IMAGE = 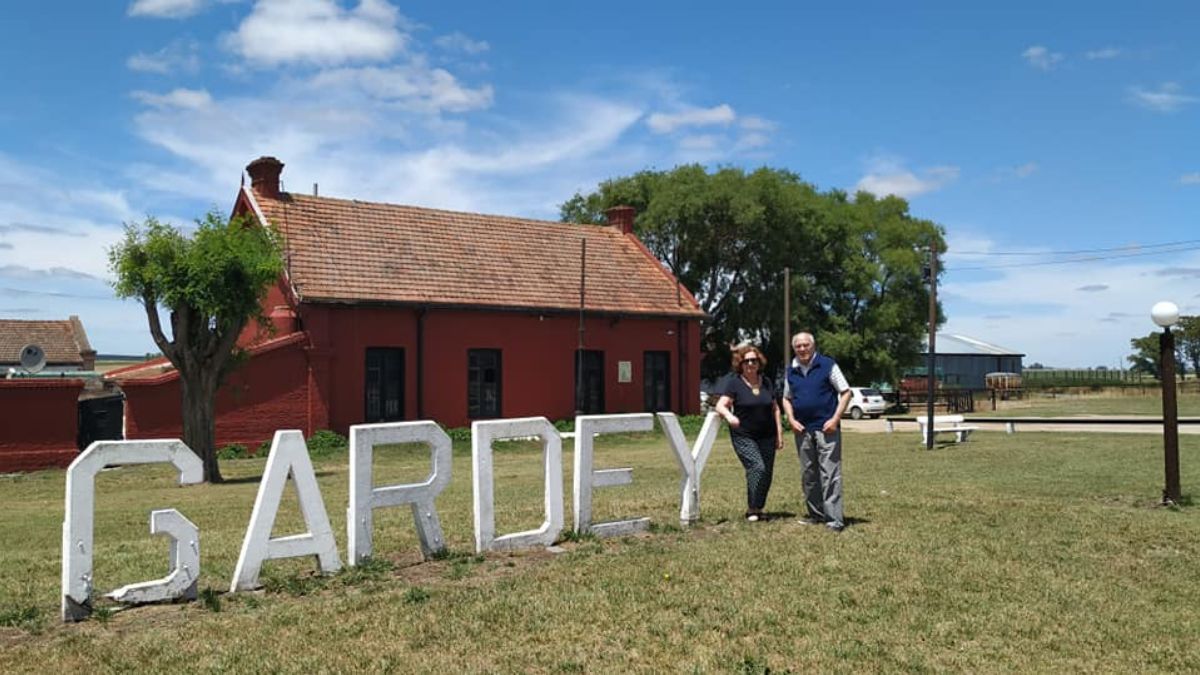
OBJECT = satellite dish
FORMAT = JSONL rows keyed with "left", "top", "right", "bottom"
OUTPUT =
{"left": 19, "top": 344, "right": 46, "bottom": 374}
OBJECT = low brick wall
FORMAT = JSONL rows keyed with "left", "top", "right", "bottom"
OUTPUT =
{"left": 0, "top": 378, "right": 85, "bottom": 472}
{"left": 121, "top": 334, "right": 310, "bottom": 453}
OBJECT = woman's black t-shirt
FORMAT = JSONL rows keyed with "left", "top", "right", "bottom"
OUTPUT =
{"left": 719, "top": 375, "right": 777, "bottom": 439}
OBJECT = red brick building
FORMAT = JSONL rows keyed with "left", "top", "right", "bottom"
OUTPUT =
{"left": 111, "top": 156, "right": 704, "bottom": 444}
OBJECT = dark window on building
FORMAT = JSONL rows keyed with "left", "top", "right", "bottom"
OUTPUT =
{"left": 365, "top": 347, "right": 405, "bottom": 423}
{"left": 644, "top": 350, "right": 671, "bottom": 412}
{"left": 468, "top": 349, "right": 502, "bottom": 419}
{"left": 575, "top": 349, "right": 605, "bottom": 414}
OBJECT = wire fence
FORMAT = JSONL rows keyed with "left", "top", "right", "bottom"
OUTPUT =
{"left": 1022, "top": 369, "right": 1159, "bottom": 388}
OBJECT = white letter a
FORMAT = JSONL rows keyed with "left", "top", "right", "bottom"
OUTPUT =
{"left": 231, "top": 430, "right": 342, "bottom": 591}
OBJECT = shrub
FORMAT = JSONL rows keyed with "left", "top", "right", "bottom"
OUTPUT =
{"left": 445, "top": 426, "right": 472, "bottom": 443}
{"left": 306, "top": 429, "right": 348, "bottom": 456}
{"left": 217, "top": 444, "right": 248, "bottom": 460}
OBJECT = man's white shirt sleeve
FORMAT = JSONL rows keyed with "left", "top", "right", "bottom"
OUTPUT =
{"left": 829, "top": 363, "right": 850, "bottom": 393}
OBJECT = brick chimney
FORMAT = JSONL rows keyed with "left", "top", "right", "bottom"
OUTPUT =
{"left": 246, "top": 156, "right": 284, "bottom": 199}
{"left": 605, "top": 205, "right": 636, "bottom": 235}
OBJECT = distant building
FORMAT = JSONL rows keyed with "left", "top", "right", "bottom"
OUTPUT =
{"left": 0, "top": 316, "right": 96, "bottom": 372}
{"left": 919, "top": 333, "right": 1024, "bottom": 390}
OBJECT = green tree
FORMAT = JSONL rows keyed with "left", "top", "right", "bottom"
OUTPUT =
{"left": 1177, "top": 316, "right": 1200, "bottom": 379}
{"left": 1128, "top": 331, "right": 1186, "bottom": 380}
{"left": 561, "top": 165, "right": 943, "bottom": 383}
{"left": 109, "top": 211, "right": 284, "bottom": 482}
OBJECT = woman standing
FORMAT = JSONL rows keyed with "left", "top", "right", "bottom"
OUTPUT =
{"left": 715, "top": 345, "right": 784, "bottom": 521}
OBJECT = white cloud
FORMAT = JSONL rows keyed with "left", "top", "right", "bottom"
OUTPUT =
{"left": 128, "top": 0, "right": 206, "bottom": 19}
{"left": 646, "top": 104, "right": 736, "bottom": 134}
{"left": 854, "top": 156, "right": 959, "bottom": 198}
{"left": 736, "top": 132, "right": 770, "bottom": 150}
{"left": 131, "top": 88, "right": 214, "bottom": 110}
{"left": 1012, "top": 161, "right": 1038, "bottom": 178}
{"left": 306, "top": 63, "right": 493, "bottom": 113}
{"left": 1085, "top": 47, "right": 1123, "bottom": 60}
{"left": 739, "top": 115, "right": 776, "bottom": 132}
{"left": 1022, "top": 45, "right": 1064, "bottom": 70}
{"left": 677, "top": 134, "right": 720, "bottom": 152}
{"left": 1128, "top": 82, "right": 1197, "bottom": 113}
{"left": 223, "top": 0, "right": 407, "bottom": 67}
{"left": 1181, "top": 173, "right": 1200, "bottom": 185}
{"left": 126, "top": 39, "right": 201, "bottom": 74}
{"left": 434, "top": 31, "right": 489, "bottom": 55}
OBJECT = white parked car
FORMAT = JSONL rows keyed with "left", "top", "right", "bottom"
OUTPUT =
{"left": 847, "top": 387, "right": 887, "bottom": 419}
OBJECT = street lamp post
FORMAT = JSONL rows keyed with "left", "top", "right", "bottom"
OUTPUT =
{"left": 1152, "top": 301, "right": 1181, "bottom": 505}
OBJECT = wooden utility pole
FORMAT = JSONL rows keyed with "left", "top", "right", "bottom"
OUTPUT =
{"left": 576, "top": 238, "right": 586, "bottom": 415}
{"left": 1161, "top": 327, "right": 1181, "bottom": 504}
{"left": 783, "top": 267, "right": 791, "bottom": 368}
{"left": 926, "top": 244, "right": 938, "bottom": 450}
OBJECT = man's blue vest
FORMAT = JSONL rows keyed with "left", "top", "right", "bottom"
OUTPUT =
{"left": 786, "top": 353, "right": 839, "bottom": 428}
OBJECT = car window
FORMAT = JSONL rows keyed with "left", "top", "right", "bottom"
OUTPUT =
{"left": 862, "top": 388, "right": 880, "bottom": 396}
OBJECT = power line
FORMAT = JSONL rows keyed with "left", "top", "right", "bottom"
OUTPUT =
{"left": 950, "top": 238, "right": 1200, "bottom": 256}
{"left": 949, "top": 243, "right": 1200, "bottom": 271}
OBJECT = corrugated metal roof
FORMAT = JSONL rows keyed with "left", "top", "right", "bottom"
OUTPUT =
{"left": 922, "top": 333, "right": 1024, "bottom": 356}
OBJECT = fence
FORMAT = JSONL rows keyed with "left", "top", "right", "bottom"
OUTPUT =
{"left": 1022, "top": 369, "right": 1157, "bottom": 388}
{"left": 898, "top": 389, "right": 975, "bottom": 413}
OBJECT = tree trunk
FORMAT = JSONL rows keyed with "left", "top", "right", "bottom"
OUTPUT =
{"left": 181, "top": 373, "right": 223, "bottom": 483}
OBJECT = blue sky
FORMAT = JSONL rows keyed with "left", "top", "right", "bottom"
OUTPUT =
{"left": 1, "top": 1, "right": 1197, "bottom": 368}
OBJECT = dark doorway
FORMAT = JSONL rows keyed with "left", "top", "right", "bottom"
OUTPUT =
{"left": 77, "top": 394, "right": 125, "bottom": 450}
{"left": 467, "top": 348, "right": 502, "bottom": 419}
{"left": 365, "top": 347, "right": 405, "bottom": 423}
{"left": 575, "top": 349, "right": 605, "bottom": 414}
{"left": 643, "top": 350, "right": 671, "bottom": 412}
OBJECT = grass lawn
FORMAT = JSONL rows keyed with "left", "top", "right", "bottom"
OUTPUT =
{"left": 2, "top": 427, "right": 1199, "bottom": 672}
{"left": 983, "top": 391, "right": 1200, "bottom": 417}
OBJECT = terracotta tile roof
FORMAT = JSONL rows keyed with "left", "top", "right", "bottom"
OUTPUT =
{"left": 106, "top": 331, "right": 308, "bottom": 385}
{"left": 0, "top": 316, "right": 94, "bottom": 366}
{"left": 246, "top": 190, "right": 705, "bottom": 318}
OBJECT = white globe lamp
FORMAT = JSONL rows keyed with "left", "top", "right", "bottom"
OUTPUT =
{"left": 1151, "top": 301, "right": 1179, "bottom": 328}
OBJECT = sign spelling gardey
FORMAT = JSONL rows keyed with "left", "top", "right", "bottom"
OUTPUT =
{"left": 60, "top": 412, "right": 720, "bottom": 622}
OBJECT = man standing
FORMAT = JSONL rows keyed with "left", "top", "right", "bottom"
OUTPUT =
{"left": 781, "top": 331, "right": 852, "bottom": 532}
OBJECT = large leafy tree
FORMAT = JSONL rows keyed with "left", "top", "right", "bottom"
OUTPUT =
{"left": 1177, "top": 316, "right": 1200, "bottom": 379}
{"left": 561, "top": 165, "right": 943, "bottom": 383}
{"left": 1128, "top": 331, "right": 1186, "bottom": 380}
{"left": 109, "top": 211, "right": 284, "bottom": 482}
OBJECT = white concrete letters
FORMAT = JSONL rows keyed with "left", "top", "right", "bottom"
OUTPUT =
{"left": 573, "top": 414, "right": 654, "bottom": 537}
{"left": 348, "top": 421, "right": 452, "bottom": 563}
{"left": 658, "top": 412, "right": 721, "bottom": 524}
{"left": 107, "top": 509, "right": 200, "bottom": 605}
{"left": 230, "top": 430, "right": 342, "bottom": 591}
{"left": 61, "top": 439, "right": 203, "bottom": 622}
{"left": 472, "top": 417, "right": 563, "bottom": 552}
{"left": 58, "top": 412, "right": 727, "bottom": 620}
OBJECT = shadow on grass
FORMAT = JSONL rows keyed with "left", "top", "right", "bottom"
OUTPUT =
{"left": 216, "top": 470, "right": 336, "bottom": 485}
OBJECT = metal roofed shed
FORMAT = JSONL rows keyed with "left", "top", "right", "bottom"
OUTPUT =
{"left": 919, "top": 333, "right": 1025, "bottom": 390}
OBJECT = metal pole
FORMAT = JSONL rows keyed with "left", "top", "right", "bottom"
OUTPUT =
{"left": 926, "top": 244, "right": 938, "bottom": 449}
{"left": 1161, "top": 328, "right": 1181, "bottom": 504}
